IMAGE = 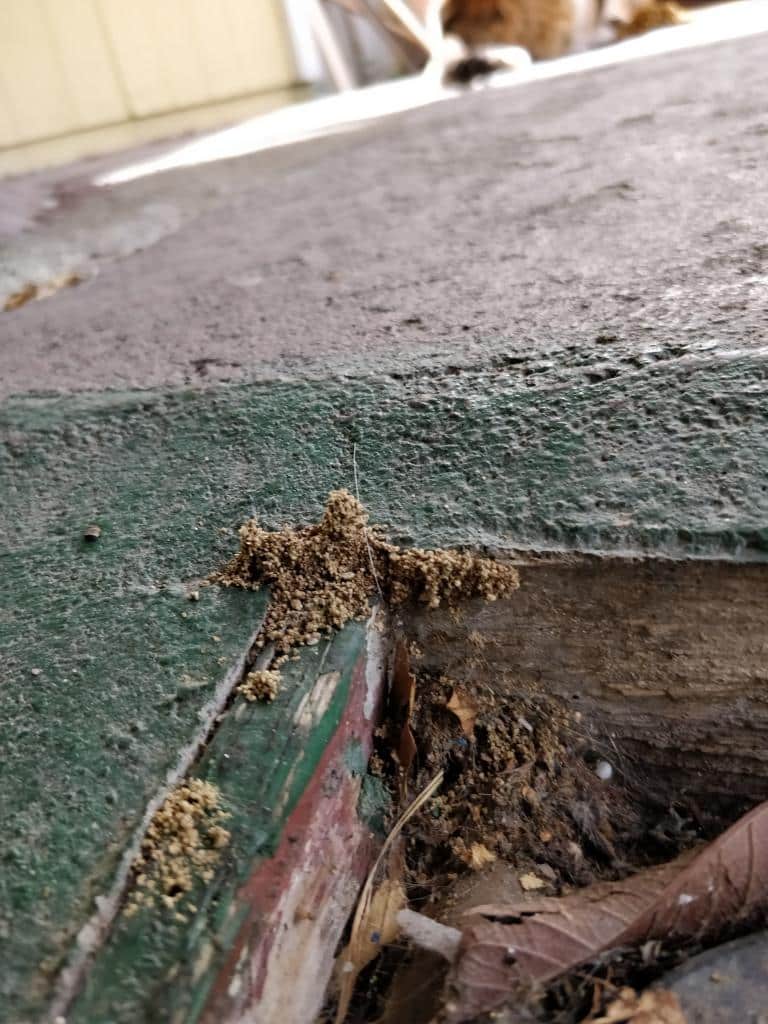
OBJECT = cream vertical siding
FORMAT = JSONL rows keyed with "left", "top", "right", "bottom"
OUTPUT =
{"left": 0, "top": 0, "right": 297, "bottom": 146}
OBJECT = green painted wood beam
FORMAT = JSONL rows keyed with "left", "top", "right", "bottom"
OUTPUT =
{"left": 69, "top": 620, "right": 380, "bottom": 1024}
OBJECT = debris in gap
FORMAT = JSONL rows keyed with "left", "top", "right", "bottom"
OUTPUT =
{"left": 446, "top": 687, "right": 478, "bottom": 738}
{"left": 595, "top": 759, "right": 614, "bottom": 782}
{"left": 125, "top": 779, "right": 230, "bottom": 919}
{"left": 215, "top": 490, "right": 519, "bottom": 660}
{"left": 467, "top": 843, "right": 497, "bottom": 870}
{"left": 340, "top": 647, "right": 761, "bottom": 1023}
{"left": 3, "top": 271, "right": 81, "bottom": 312}
{"left": 390, "top": 640, "right": 418, "bottom": 795}
{"left": 334, "top": 772, "right": 444, "bottom": 1024}
{"left": 238, "top": 668, "right": 281, "bottom": 703}
{"left": 398, "top": 908, "right": 462, "bottom": 961}
{"left": 440, "top": 799, "right": 768, "bottom": 1020}
{"left": 401, "top": 674, "right": 630, "bottom": 885}
{"left": 584, "top": 986, "right": 686, "bottom": 1024}
{"left": 519, "top": 871, "right": 547, "bottom": 892}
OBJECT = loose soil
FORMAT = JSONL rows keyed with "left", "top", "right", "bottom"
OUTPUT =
{"left": 215, "top": 489, "right": 520, "bottom": 661}
{"left": 341, "top": 661, "right": 745, "bottom": 1023}
{"left": 400, "top": 672, "right": 709, "bottom": 893}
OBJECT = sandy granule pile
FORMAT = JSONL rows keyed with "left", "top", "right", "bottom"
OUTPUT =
{"left": 216, "top": 489, "right": 519, "bottom": 657}
{"left": 239, "top": 668, "right": 281, "bottom": 702}
{"left": 126, "top": 779, "right": 230, "bottom": 919}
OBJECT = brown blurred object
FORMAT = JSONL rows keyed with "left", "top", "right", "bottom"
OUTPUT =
{"left": 614, "top": 1, "right": 688, "bottom": 40}
{"left": 325, "top": 0, "right": 733, "bottom": 75}
{"left": 3, "top": 272, "right": 81, "bottom": 313}
{"left": 442, "top": 0, "right": 580, "bottom": 59}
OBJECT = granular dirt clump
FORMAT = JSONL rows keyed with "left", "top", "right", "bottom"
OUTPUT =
{"left": 216, "top": 490, "right": 519, "bottom": 657}
{"left": 239, "top": 668, "right": 281, "bottom": 702}
{"left": 394, "top": 674, "right": 700, "bottom": 894}
{"left": 126, "top": 779, "right": 230, "bottom": 919}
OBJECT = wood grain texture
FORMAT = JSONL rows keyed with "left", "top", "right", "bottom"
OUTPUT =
{"left": 409, "top": 556, "right": 768, "bottom": 800}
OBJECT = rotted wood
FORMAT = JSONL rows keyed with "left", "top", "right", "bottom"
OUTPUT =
{"left": 407, "top": 555, "right": 768, "bottom": 803}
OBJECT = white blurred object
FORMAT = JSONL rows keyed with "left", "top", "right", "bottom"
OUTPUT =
{"left": 101, "top": 0, "right": 768, "bottom": 185}
{"left": 595, "top": 760, "right": 614, "bottom": 782}
{"left": 307, "top": 0, "right": 359, "bottom": 89}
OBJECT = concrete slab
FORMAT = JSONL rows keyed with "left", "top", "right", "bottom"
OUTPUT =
{"left": 0, "top": 391, "right": 266, "bottom": 1020}
{"left": 2, "top": 347, "right": 766, "bottom": 1018}
{"left": 663, "top": 930, "right": 768, "bottom": 1023}
{"left": 2, "top": 28, "right": 768, "bottom": 398}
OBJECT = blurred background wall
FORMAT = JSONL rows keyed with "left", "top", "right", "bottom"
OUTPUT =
{"left": 0, "top": 1, "right": 306, "bottom": 146}
{"left": 0, "top": 1, "right": 409, "bottom": 151}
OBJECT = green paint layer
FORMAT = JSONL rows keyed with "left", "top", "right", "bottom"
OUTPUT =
{"left": 69, "top": 622, "right": 366, "bottom": 1023}
{"left": 0, "top": 394, "right": 266, "bottom": 1021}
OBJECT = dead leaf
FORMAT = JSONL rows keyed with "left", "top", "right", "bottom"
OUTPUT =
{"left": 336, "top": 879, "right": 405, "bottom": 1021}
{"left": 397, "top": 724, "right": 417, "bottom": 779}
{"left": 443, "top": 800, "right": 768, "bottom": 1021}
{"left": 355, "top": 879, "right": 405, "bottom": 966}
{"left": 3, "top": 272, "right": 81, "bottom": 313}
{"left": 334, "top": 771, "right": 444, "bottom": 1024}
{"left": 391, "top": 640, "right": 417, "bottom": 786}
{"left": 392, "top": 639, "right": 415, "bottom": 718}
{"left": 518, "top": 872, "right": 546, "bottom": 892}
{"left": 469, "top": 843, "right": 496, "bottom": 870}
{"left": 446, "top": 688, "right": 478, "bottom": 737}
{"left": 3, "top": 282, "right": 38, "bottom": 311}
{"left": 589, "top": 987, "right": 686, "bottom": 1024}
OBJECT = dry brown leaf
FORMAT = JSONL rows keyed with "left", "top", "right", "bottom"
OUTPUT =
{"left": 335, "top": 880, "right": 405, "bottom": 1024}
{"left": 397, "top": 724, "right": 417, "bottom": 778}
{"left": 518, "top": 872, "right": 546, "bottom": 892}
{"left": 352, "top": 879, "right": 405, "bottom": 969}
{"left": 392, "top": 640, "right": 417, "bottom": 784}
{"left": 469, "top": 843, "right": 496, "bottom": 870}
{"left": 336, "top": 880, "right": 404, "bottom": 1023}
{"left": 589, "top": 987, "right": 686, "bottom": 1024}
{"left": 392, "top": 640, "right": 416, "bottom": 719}
{"left": 444, "top": 800, "right": 768, "bottom": 1021}
{"left": 3, "top": 282, "right": 38, "bottom": 311}
{"left": 335, "top": 771, "right": 444, "bottom": 1024}
{"left": 3, "top": 272, "right": 81, "bottom": 312}
{"left": 446, "top": 688, "right": 478, "bottom": 737}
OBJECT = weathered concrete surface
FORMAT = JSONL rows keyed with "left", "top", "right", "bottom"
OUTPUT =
{"left": 2, "top": 30, "right": 768, "bottom": 399}
{"left": 2, "top": 18, "right": 768, "bottom": 1024}
{"left": 663, "top": 930, "right": 768, "bottom": 1023}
